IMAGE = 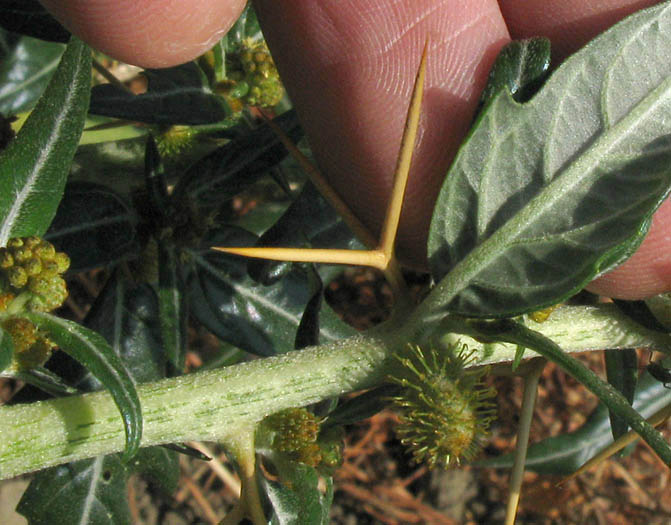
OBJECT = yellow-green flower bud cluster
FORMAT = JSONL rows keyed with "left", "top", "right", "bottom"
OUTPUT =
{"left": 261, "top": 407, "right": 344, "bottom": 472}
{"left": 217, "top": 40, "right": 284, "bottom": 109}
{"left": 155, "top": 125, "right": 198, "bottom": 159}
{"left": 1, "top": 316, "right": 55, "bottom": 371}
{"left": 264, "top": 407, "right": 322, "bottom": 467}
{"left": 0, "top": 237, "right": 70, "bottom": 312}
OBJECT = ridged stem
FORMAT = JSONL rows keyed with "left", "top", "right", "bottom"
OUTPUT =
{"left": 1, "top": 304, "right": 669, "bottom": 479}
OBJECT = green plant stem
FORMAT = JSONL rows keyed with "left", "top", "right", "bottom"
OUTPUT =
{"left": 505, "top": 358, "right": 545, "bottom": 525}
{"left": 0, "top": 304, "right": 670, "bottom": 479}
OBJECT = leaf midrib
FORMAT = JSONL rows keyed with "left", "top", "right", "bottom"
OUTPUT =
{"left": 423, "top": 71, "right": 671, "bottom": 319}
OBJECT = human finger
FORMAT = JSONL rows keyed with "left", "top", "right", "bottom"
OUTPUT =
{"left": 39, "top": 0, "right": 247, "bottom": 68}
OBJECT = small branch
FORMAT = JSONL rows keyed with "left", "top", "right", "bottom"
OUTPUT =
{"left": 505, "top": 358, "right": 545, "bottom": 525}
{"left": 222, "top": 425, "right": 265, "bottom": 525}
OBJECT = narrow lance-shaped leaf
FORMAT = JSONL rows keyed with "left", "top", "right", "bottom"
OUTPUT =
{"left": 0, "top": 37, "right": 90, "bottom": 246}
{"left": 173, "top": 110, "right": 302, "bottom": 213}
{"left": 45, "top": 182, "right": 139, "bottom": 272}
{"left": 604, "top": 348, "right": 638, "bottom": 441}
{"left": 158, "top": 239, "right": 187, "bottom": 371}
{"left": 18, "top": 274, "right": 178, "bottom": 523}
{"left": 426, "top": 4, "right": 671, "bottom": 318}
{"left": 89, "top": 62, "right": 227, "bottom": 125}
{"left": 0, "top": 36, "right": 65, "bottom": 115}
{"left": 15, "top": 367, "right": 79, "bottom": 397}
{"left": 26, "top": 312, "right": 142, "bottom": 460}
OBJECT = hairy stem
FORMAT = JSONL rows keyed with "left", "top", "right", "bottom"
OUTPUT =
{"left": 1, "top": 304, "right": 669, "bottom": 479}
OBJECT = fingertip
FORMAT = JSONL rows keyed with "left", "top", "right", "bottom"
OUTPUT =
{"left": 40, "top": 0, "right": 247, "bottom": 68}
{"left": 499, "top": 0, "right": 661, "bottom": 61}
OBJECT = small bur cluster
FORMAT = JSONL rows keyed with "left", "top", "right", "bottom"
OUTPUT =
{"left": 389, "top": 344, "right": 497, "bottom": 469}
{"left": 0, "top": 237, "right": 70, "bottom": 371}
{"left": 218, "top": 39, "right": 285, "bottom": 110}
{"left": 260, "top": 407, "right": 343, "bottom": 473}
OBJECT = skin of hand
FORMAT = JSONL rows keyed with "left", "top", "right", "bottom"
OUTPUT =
{"left": 39, "top": 0, "right": 669, "bottom": 299}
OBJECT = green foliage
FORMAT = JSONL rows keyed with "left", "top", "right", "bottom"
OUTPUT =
{"left": 0, "top": 35, "right": 65, "bottom": 114}
{"left": 26, "top": 311, "right": 143, "bottom": 462}
{"left": 0, "top": 37, "right": 90, "bottom": 245}
{"left": 17, "top": 449, "right": 179, "bottom": 525}
{"left": 0, "top": 1, "right": 69, "bottom": 43}
{"left": 89, "top": 62, "right": 230, "bottom": 125}
{"left": 260, "top": 459, "right": 334, "bottom": 525}
{"left": 427, "top": 4, "right": 671, "bottom": 318}
{"left": 0, "top": 325, "right": 12, "bottom": 372}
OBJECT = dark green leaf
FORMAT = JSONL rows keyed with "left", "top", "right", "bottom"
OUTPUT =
{"left": 427, "top": 4, "right": 671, "bottom": 318}
{"left": 185, "top": 226, "right": 355, "bottom": 356}
{"left": 15, "top": 366, "right": 79, "bottom": 396}
{"left": 69, "top": 135, "right": 220, "bottom": 197}
{"left": 174, "top": 110, "right": 302, "bottom": 213}
{"left": 0, "top": 36, "right": 65, "bottom": 114}
{"left": 158, "top": 239, "right": 187, "bottom": 372}
{"left": 82, "top": 271, "right": 165, "bottom": 385}
{"left": 477, "top": 38, "right": 551, "bottom": 111}
{"left": 0, "top": 324, "right": 13, "bottom": 373}
{"left": 604, "top": 348, "right": 638, "bottom": 441}
{"left": 645, "top": 293, "right": 671, "bottom": 330}
{"left": 261, "top": 458, "right": 333, "bottom": 525}
{"left": 480, "top": 368, "right": 671, "bottom": 474}
{"left": 0, "top": 37, "right": 90, "bottom": 245}
{"left": 511, "top": 345, "right": 526, "bottom": 372}
{"left": 0, "top": 1, "right": 70, "bottom": 43}
{"left": 26, "top": 312, "right": 142, "bottom": 461}
{"left": 17, "top": 455, "right": 132, "bottom": 525}
{"left": 45, "top": 182, "right": 139, "bottom": 272}
{"left": 89, "top": 62, "right": 227, "bottom": 125}
{"left": 248, "top": 182, "right": 362, "bottom": 285}
{"left": 295, "top": 266, "right": 323, "bottom": 350}
{"left": 18, "top": 274, "right": 178, "bottom": 521}
{"left": 17, "top": 447, "right": 178, "bottom": 525}
{"left": 130, "top": 447, "right": 179, "bottom": 496}
{"left": 161, "top": 443, "right": 211, "bottom": 461}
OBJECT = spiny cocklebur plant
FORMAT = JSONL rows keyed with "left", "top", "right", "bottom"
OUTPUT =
{"left": 3, "top": 2, "right": 671, "bottom": 524}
